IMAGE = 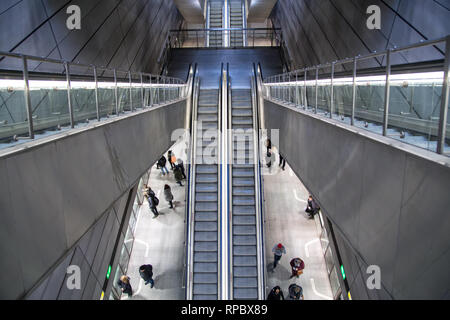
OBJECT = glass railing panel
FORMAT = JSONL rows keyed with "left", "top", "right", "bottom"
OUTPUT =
{"left": 116, "top": 71, "right": 130, "bottom": 113}
{"left": 98, "top": 69, "right": 116, "bottom": 118}
{"left": 0, "top": 55, "right": 27, "bottom": 142}
{"left": 131, "top": 72, "right": 142, "bottom": 110}
{"left": 387, "top": 71, "right": 444, "bottom": 152}
{"left": 70, "top": 64, "right": 98, "bottom": 124}
{"left": 29, "top": 61, "right": 71, "bottom": 134}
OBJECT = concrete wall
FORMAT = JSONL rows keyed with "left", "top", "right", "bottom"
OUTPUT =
{"left": 0, "top": 100, "right": 187, "bottom": 299}
{"left": 270, "top": 0, "right": 450, "bottom": 70}
{"left": 263, "top": 99, "right": 450, "bottom": 299}
{"left": 0, "top": 0, "right": 183, "bottom": 74}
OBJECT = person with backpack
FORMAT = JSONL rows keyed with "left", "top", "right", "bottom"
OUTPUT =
{"left": 174, "top": 164, "right": 184, "bottom": 186}
{"left": 145, "top": 188, "right": 159, "bottom": 218}
{"left": 288, "top": 284, "right": 304, "bottom": 300}
{"left": 168, "top": 150, "right": 176, "bottom": 170}
{"left": 164, "top": 184, "right": 174, "bottom": 209}
{"left": 139, "top": 265, "right": 154, "bottom": 288}
{"left": 117, "top": 275, "right": 133, "bottom": 298}
{"left": 289, "top": 257, "right": 305, "bottom": 279}
{"left": 267, "top": 286, "right": 285, "bottom": 300}
{"left": 157, "top": 156, "right": 169, "bottom": 176}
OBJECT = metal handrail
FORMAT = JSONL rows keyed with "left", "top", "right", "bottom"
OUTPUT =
{"left": 0, "top": 50, "right": 186, "bottom": 143}
{"left": 263, "top": 36, "right": 450, "bottom": 155}
{"left": 227, "top": 63, "right": 234, "bottom": 300}
{"left": 253, "top": 62, "right": 268, "bottom": 300}
{"left": 185, "top": 65, "right": 200, "bottom": 300}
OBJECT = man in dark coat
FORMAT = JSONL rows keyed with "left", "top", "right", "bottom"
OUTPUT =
{"left": 139, "top": 265, "right": 154, "bottom": 288}
{"left": 267, "top": 286, "right": 285, "bottom": 300}
{"left": 305, "top": 195, "right": 320, "bottom": 218}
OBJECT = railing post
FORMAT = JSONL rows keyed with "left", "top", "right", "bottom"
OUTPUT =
{"left": 253, "top": 29, "right": 255, "bottom": 48}
{"left": 196, "top": 30, "right": 199, "bottom": 48}
{"left": 351, "top": 57, "right": 357, "bottom": 126}
{"left": 22, "top": 56, "right": 34, "bottom": 139}
{"left": 128, "top": 71, "right": 133, "bottom": 112}
{"left": 114, "top": 69, "right": 119, "bottom": 116}
{"left": 315, "top": 66, "right": 319, "bottom": 114}
{"left": 383, "top": 50, "right": 392, "bottom": 136}
{"left": 94, "top": 66, "right": 100, "bottom": 121}
{"left": 304, "top": 69, "right": 307, "bottom": 110}
{"left": 64, "top": 62, "right": 75, "bottom": 128}
{"left": 295, "top": 70, "right": 299, "bottom": 106}
{"left": 140, "top": 72, "right": 144, "bottom": 108}
{"left": 288, "top": 72, "right": 291, "bottom": 103}
{"left": 437, "top": 36, "right": 450, "bottom": 154}
{"left": 330, "top": 62, "right": 335, "bottom": 119}
{"left": 150, "top": 75, "right": 154, "bottom": 107}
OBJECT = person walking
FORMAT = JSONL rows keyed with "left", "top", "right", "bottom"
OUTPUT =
{"left": 267, "top": 286, "right": 285, "bottom": 300}
{"left": 279, "top": 153, "right": 286, "bottom": 171}
{"left": 117, "top": 275, "right": 133, "bottom": 298}
{"left": 164, "top": 184, "right": 174, "bottom": 209}
{"left": 157, "top": 156, "right": 169, "bottom": 176}
{"left": 272, "top": 243, "right": 286, "bottom": 270}
{"left": 265, "top": 138, "right": 272, "bottom": 154}
{"left": 266, "top": 150, "right": 273, "bottom": 168}
{"left": 289, "top": 257, "right": 305, "bottom": 279}
{"left": 177, "top": 158, "right": 186, "bottom": 179}
{"left": 168, "top": 150, "right": 176, "bottom": 170}
{"left": 305, "top": 195, "right": 320, "bottom": 218}
{"left": 174, "top": 164, "right": 184, "bottom": 186}
{"left": 288, "top": 284, "right": 304, "bottom": 300}
{"left": 139, "top": 265, "right": 155, "bottom": 288}
{"left": 145, "top": 188, "right": 159, "bottom": 218}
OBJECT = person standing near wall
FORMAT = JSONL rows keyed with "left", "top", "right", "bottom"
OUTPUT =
{"left": 117, "top": 275, "right": 133, "bottom": 298}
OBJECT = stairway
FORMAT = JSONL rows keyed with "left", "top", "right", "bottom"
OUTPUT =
{"left": 192, "top": 89, "right": 220, "bottom": 300}
{"left": 230, "top": 89, "right": 258, "bottom": 300}
{"left": 209, "top": 0, "right": 223, "bottom": 47}
{"left": 229, "top": 0, "right": 244, "bottom": 47}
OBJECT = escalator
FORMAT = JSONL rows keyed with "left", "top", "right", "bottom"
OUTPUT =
{"left": 229, "top": 82, "right": 263, "bottom": 300}
{"left": 209, "top": 0, "right": 224, "bottom": 47}
{"left": 229, "top": 0, "right": 244, "bottom": 47}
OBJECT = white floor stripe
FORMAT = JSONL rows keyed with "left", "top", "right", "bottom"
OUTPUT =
{"left": 310, "top": 278, "right": 333, "bottom": 300}
{"left": 304, "top": 238, "right": 320, "bottom": 258}
{"left": 293, "top": 189, "right": 308, "bottom": 203}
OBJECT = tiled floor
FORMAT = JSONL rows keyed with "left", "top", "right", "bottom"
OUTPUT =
{"left": 123, "top": 138, "right": 188, "bottom": 300}
{"left": 262, "top": 148, "right": 333, "bottom": 300}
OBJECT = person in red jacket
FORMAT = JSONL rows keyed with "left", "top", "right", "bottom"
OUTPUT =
{"left": 290, "top": 257, "right": 305, "bottom": 279}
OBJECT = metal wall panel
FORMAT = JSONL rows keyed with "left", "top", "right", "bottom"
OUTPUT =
{"left": 264, "top": 99, "right": 450, "bottom": 299}
{"left": 0, "top": 99, "right": 187, "bottom": 299}
{"left": 270, "top": 0, "right": 449, "bottom": 69}
{"left": 0, "top": 0, "right": 183, "bottom": 73}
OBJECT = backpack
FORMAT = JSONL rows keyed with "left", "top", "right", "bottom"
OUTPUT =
{"left": 153, "top": 195, "right": 159, "bottom": 206}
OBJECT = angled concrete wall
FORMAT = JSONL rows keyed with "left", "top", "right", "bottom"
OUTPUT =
{"left": 263, "top": 99, "right": 450, "bottom": 300}
{"left": 0, "top": 100, "right": 187, "bottom": 299}
{"left": 270, "top": 0, "right": 450, "bottom": 70}
{"left": 0, "top": 0, "right": 183, "bottom": 73}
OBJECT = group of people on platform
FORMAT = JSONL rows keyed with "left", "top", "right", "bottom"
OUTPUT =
{"left": 268, "top": 243, "right": 305, "bottom": 300}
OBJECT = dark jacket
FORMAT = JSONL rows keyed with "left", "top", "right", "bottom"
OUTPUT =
{"left": 117, "top": 277, "right": 132, "bottom": 295}
{"left": 174, "top": 165, "right": 183, "bottom": 181}
{"left": 164, "top": 187, "right": 174, "bottom": 201}
{"left": 157, "top": 156, "right": 167, "bottom": 168}
{"left": 289, "top": 284, "right": 303, "bottom": 300}
{"left": 139, "top": 265, "right": 153, "bottom": 282}
{"left": 267, "top": 286, "right": 284, "bottom": 300}
{"left": 147, "top": 194, "right": 158, "bottom": 209}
